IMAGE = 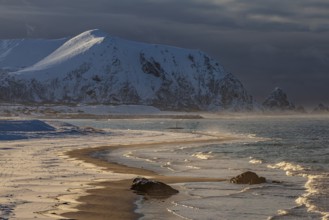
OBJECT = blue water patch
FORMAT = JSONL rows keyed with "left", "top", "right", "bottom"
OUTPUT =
{"left": 0, "top": 120, "right": 56, "bottom": 140}
{"left": 0, "top": 120, "right": 56, "bottom": 132}
{"left": 0, "top": 119, "right": 107, "bottom": 141}
{"left": 0, "top": 134, "right": 28, "bottom": 141}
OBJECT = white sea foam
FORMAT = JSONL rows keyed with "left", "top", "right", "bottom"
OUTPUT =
{"left": 167, "top": 201, "right": 200, "bottom": 219}
{"left": 295, "top": 174, "right": 329, "bottom": 220}
{"left": 249, "top": 158, "right": 263, "bottom": 164}
{"left": 123, "top": 151, "right": 157, "bottom": 163}
{"left": 161, "top": 162, "right": 176, "bottom": 172}
{"left": 167, "top": 208, "right": 193, "bottom": 220}
{"left": 186, "top": 165, "right": 200, "bottom": 169}
{"left": 123, "top": 151, "right": 134, "bottom": 158}
{"left": 192, "top": 152, "right": 213, "bottom": 160}
{"left": 171, "top": 201, "right": 200, "bottom": 210}
{"left": 267, "top": 161, "right": 305, "bottom": 176}
{"left": 277, "top": 209, "right": 289, "bottom": 215}
{"left": 269, "top": 161, "right": 329, "bottom": 220}
{"left": 247, "top": 133, "right": 257, "bottom": 138}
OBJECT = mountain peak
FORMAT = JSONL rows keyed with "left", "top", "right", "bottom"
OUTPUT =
{"left": 14, "top": 29, "right": 108, "bottom": 75}
{"left": 263, "top": 87, "right": 295, "bottom": 111}
{"left": 79, "top": 29, "right": 109, "bottom": 38}
{"left": 273, "top": 87, "right": 286, "bottom": 94}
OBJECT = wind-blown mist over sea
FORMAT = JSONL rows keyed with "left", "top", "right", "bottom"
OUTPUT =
{"left": 71, "top": 115, "right": 329, "bottom": 220}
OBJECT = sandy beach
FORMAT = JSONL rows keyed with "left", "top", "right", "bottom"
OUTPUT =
{"left": 61, "top": 138, "right": 229, "bottom": 220}
{"left": 2, "top": 116, "right": 327, "bottom": 219}
{"left": 0, "top": 122, "right": 235, "bottom": 219}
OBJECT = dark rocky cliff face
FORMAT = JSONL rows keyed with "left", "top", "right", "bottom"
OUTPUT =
{"left": 217, "top": 73, "right": 253, "bottom": 111}
{"left": 0, "top": 70, "right": 253, "bottom": 111}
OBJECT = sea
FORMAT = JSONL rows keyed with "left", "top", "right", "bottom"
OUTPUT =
{"left": 70, "top": 115, "right": 329, "bottom": 220}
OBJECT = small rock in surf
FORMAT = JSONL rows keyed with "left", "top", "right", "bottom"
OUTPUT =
{"left": 230, "top": 171, "right": 266, "bottom": 184}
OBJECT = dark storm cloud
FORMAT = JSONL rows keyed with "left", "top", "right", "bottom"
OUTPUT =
{"left": 0, "top": 0, "right": 328, "bottom": 106}
{"left": 2, "top": 0, "right": 328, "bottom": 35}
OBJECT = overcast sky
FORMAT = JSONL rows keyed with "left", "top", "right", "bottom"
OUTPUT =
{"left": 0, "top": 0, "right": 328, "bottom": 106}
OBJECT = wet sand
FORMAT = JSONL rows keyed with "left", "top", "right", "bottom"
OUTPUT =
{"left": 62, "top": 139, "right": 228, "bottom": 220}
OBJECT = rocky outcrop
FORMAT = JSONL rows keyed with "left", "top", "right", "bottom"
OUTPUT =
{"left": 313, "top": 103, "right": 329, "bottom": 113}
{"left": 262, "top": 87, "right": 295, "bottom": 111}
{"left": 230, "top": 171, "right": 266, "bottom": 184}
{"left": 131, "top": 177, "right": 179, "bottom": 198}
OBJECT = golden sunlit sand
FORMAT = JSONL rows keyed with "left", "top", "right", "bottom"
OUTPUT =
{"left": 61, "top": 137, "right": 231, "bottom": 220}
{"left": 0, "top": 127, "right": 237, "bottom": 219}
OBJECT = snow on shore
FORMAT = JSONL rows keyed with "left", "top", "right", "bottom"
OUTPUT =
{"left": 0, "top": 119, "right": 224, "bottom": 219}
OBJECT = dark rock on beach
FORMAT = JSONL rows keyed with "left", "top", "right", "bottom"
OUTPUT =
{"left": 131, "top": 177, "right": 179, "bottom": 198}
{"left": 230, "top": 171, "right": 266, "bottom": 184}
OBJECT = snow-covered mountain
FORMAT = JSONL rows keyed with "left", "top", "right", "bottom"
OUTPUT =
{"left": 0, "top": 29, "right": 253, "bottom": 111}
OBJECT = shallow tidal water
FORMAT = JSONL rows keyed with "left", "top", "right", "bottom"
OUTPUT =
{"left": 70, "top": 115, "right": 329, "bottom": 220}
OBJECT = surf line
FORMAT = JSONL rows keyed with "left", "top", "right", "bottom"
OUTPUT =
{"left": 57, "top": 135, "right": 233, "bottom": 220}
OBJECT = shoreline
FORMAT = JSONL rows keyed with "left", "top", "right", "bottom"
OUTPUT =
{"left": 61, "top": 139, "right": 229, "bottom": 220}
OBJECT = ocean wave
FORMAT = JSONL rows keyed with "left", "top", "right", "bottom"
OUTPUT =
{"left": 167, "top": 201, "right": 197, "bottom": 220}
{"left": 247, "top": 133, "right": 257, "bottom": 138}
{"left": 249, "top": 158, "right": 263, "bottom": 164}
{"left": 123, "top": 151, "right": 157, "bottom": 163}
{"left": 267, "top": 161, "right": 306, "bottom": 176}
{"left": 267, "top": 209, "right": 290, "bottom": 220}
{"left": 296, "top": 174, "right": 329, "bottom": 220}
{"left": 269, "top": 161, "right": 329, "bottom": 219}
{"left": 171, "top": 201, "right": 200, "bottom": 210}
{"left": 167, "top": 208, "right": 193, "bottom": 220}
{"left": 186, "top": 165, "right": 201, "bottom": 170}
{"left": 161, "top": 162, "right": 176, "bottom": 172}
{"left": 192, "top": 152, "right": 213, "bottom": 160}
{"left": 277, "top": 209, "right": 289, "bottom": 215}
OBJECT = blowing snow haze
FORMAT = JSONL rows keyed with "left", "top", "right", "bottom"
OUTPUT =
{"left": 0, "top": 0, "right": 328, "bottom": 107}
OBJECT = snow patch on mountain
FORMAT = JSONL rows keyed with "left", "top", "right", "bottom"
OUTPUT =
{"left": 15, "top": 30, "right": 106, "bottom": 78}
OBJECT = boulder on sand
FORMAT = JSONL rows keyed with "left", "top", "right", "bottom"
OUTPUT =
{"left": 131, "top": 177, "right": 179, "bottom": 198}
{"left": 230, "top": 171, "right": 266, "bottom": 184}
